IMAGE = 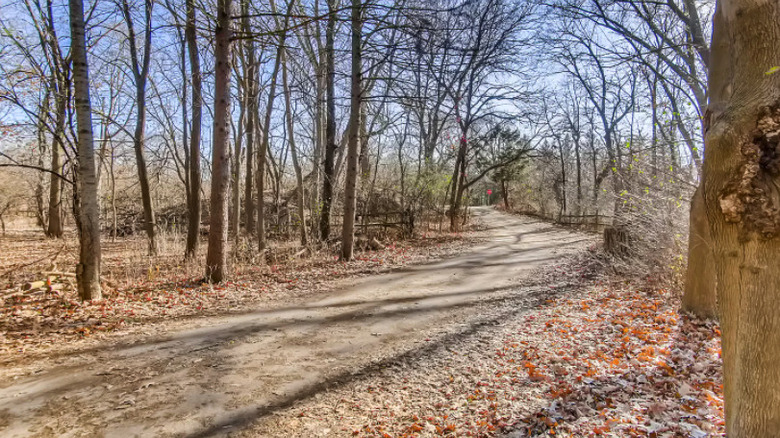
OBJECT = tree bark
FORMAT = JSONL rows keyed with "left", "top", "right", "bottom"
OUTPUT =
{"left": 574, "top": 139, "right": 582, "bottom": 214}
{"left": 501, "top": 179, "right": 510, "bottom": 209}
{"left": 185, "top": 0, "right": 202, "bottom": 260}
{"left": 69, "top": 0, "right": 102, "bottom": 301}
{"left": 311, "top": 58, "right": 325, "bottom": 240}
{"left": 703, "top": 1, "right": 780, "bottom": 435}
{"left": 205, "top": 0, "right": 232, "bottom": 282}
{"left": 319, "top": 0, "right": 337, "bottom": 241}
{"left": 682, "top": 183, "right": 717, "bottom": 319}
{"left": 46, "top": 91, "right": 65, "bottom": 238}
{"left": 340, "top": 0, "right": 362, "bottom": 261}
{"left": 448, "top": 133, "right": 467, "bottom": 232}
{"left": 558, "top": 139, "right": 567, "bottom": 220}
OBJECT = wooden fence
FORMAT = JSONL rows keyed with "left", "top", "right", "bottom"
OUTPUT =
{"left": 556, "top": 213, "right": 613, "bottom": 233}
{"left": 333, "top": 211, "right": 415, "bottom": 236}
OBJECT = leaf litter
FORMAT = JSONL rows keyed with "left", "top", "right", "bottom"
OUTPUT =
{"left": 247, "top": 252, "right": 724, "bottom": 438}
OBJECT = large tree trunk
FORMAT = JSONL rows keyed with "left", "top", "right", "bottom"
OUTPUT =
{"left": 682, "top": 183, "right": 717, "bottom": 318}
{"left": 205, "top": 0, "right": 232, "bottom": 282}
{"left": 703, "top": 1, "right": 780, "bottom": 435}
{"left": 340, "top": 0, "right": 362, "bottom": 261}
{"left": 69, "top": 0, "right": 101, "bottom": 301}
{"left": 319, "top": 0, "right": 337, "bottom": 241}
{"left": 185, "top": 0, "right": 202, "bottom": 260}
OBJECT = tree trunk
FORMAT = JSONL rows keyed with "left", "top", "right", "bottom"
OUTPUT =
{"left": 703, "top": 1, "right": 780, "bottom": 435}
{"left": 682, "top": 183, "right": 717, "bottom": 318}
{"left": 122, "top": 0, "right": 157, "bottom": 256}
{"left": 319, "top": 0, "right": 337, "bottom": 241}
{"left": 340, "top": 0, "right": 362, "bottom": 261}
{"left": 281, "top": 50, "right": 308, "bottom": 247}
{"left": 449, "top": 134, "right": 467, "bottom": 232}
{"left": 501, "top": 179, "right": 510, "bottom": 210}
{"left": 133, "top": 85, "right": 157, "bottom": 256}
{"left": 231, "top": 92, "right": 244, "bottom": 239}
{"left": 185, "top": 0, "right": 202, "bottom": 260}
{"left": 34, "top": 148, "right": 46, "bottom": 230}
{"left": 180, "top": 22, "right": 189, "bottom": 230}
{"left": 243, "top": 3, "right": 256, "bottom": 234}
{"left": 205, "top": 0, "right": 232, "bottom": 282}
{"left": 558, "top": 139, "right": 567, "bottom": 220}
{"left": 46, "top": 93, "right": 65, "bottom": 238}
{"left": 244, "top": 108, "right": 256, "bottom": 233}
{"left": 574, "top": 139, "right": 582, "bottom": 215}
{"left": 603, "top": 225, "right": 629, "bottom": 256}
{"left": 110, "top": 149, "right": 118, "bottom": 242}
{"left": 311, "top": 60, "right": 325, "bottom": 240}
{"left": 47, "top": 139, "right": 63, "bottom": 238}
{"left": 256, "top": 32, "right": 285, "bottom": 252}
{"left": 69, "top": 0, "right": 101, "bottom": 301}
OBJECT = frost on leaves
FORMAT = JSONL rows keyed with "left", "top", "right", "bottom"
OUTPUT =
{"left": 719, "top": 103, "right": 780, "bottom": 238}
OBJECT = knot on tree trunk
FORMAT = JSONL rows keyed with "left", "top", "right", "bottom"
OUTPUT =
{"left": 719, "top": 103, "right": 780, "bottom": 239}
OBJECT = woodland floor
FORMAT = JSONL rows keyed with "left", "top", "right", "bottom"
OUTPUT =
{"left": 0, "top": 207, "right": 724, "bottom": 437}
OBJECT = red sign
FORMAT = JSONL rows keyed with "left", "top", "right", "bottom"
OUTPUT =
{"left": 487, "top": 189, "right": 492, "bottom": 195}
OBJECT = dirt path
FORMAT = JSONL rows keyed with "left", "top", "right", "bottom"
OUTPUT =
{"left": 0, "top": 208, "right": 594, "bottom": 438}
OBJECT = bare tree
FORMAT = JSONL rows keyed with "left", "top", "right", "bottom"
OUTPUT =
{"left": 422, "top": 0, "right": 533, "bottom": 231}
{"left": 256, "top": 0, "right": 293, "bottom": 253}
{"left": 319, "top": 0, "right": 338, "bottom": 240}
{"left": 69, "top": 0, "right": 102, "bottom": 300}
{"left": 340, "top": 0, "right": 363, "bottom": 260}
{"left": 185, "top": 0, "right": 202, "bottom": 260}
{"left": 550, "top": 0, "right": 717, "bottom": 318}
{"left": 205, "top": 0, "right": 233, "bottom": 282}
{"left": 120, "top": 0, "right": 158, "bottom": 255}
{"left": 281, "top": 47, "right": 308, "bottom": 247}
{"left": 241, "top": 0, "right": 257, "bottom": 235}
